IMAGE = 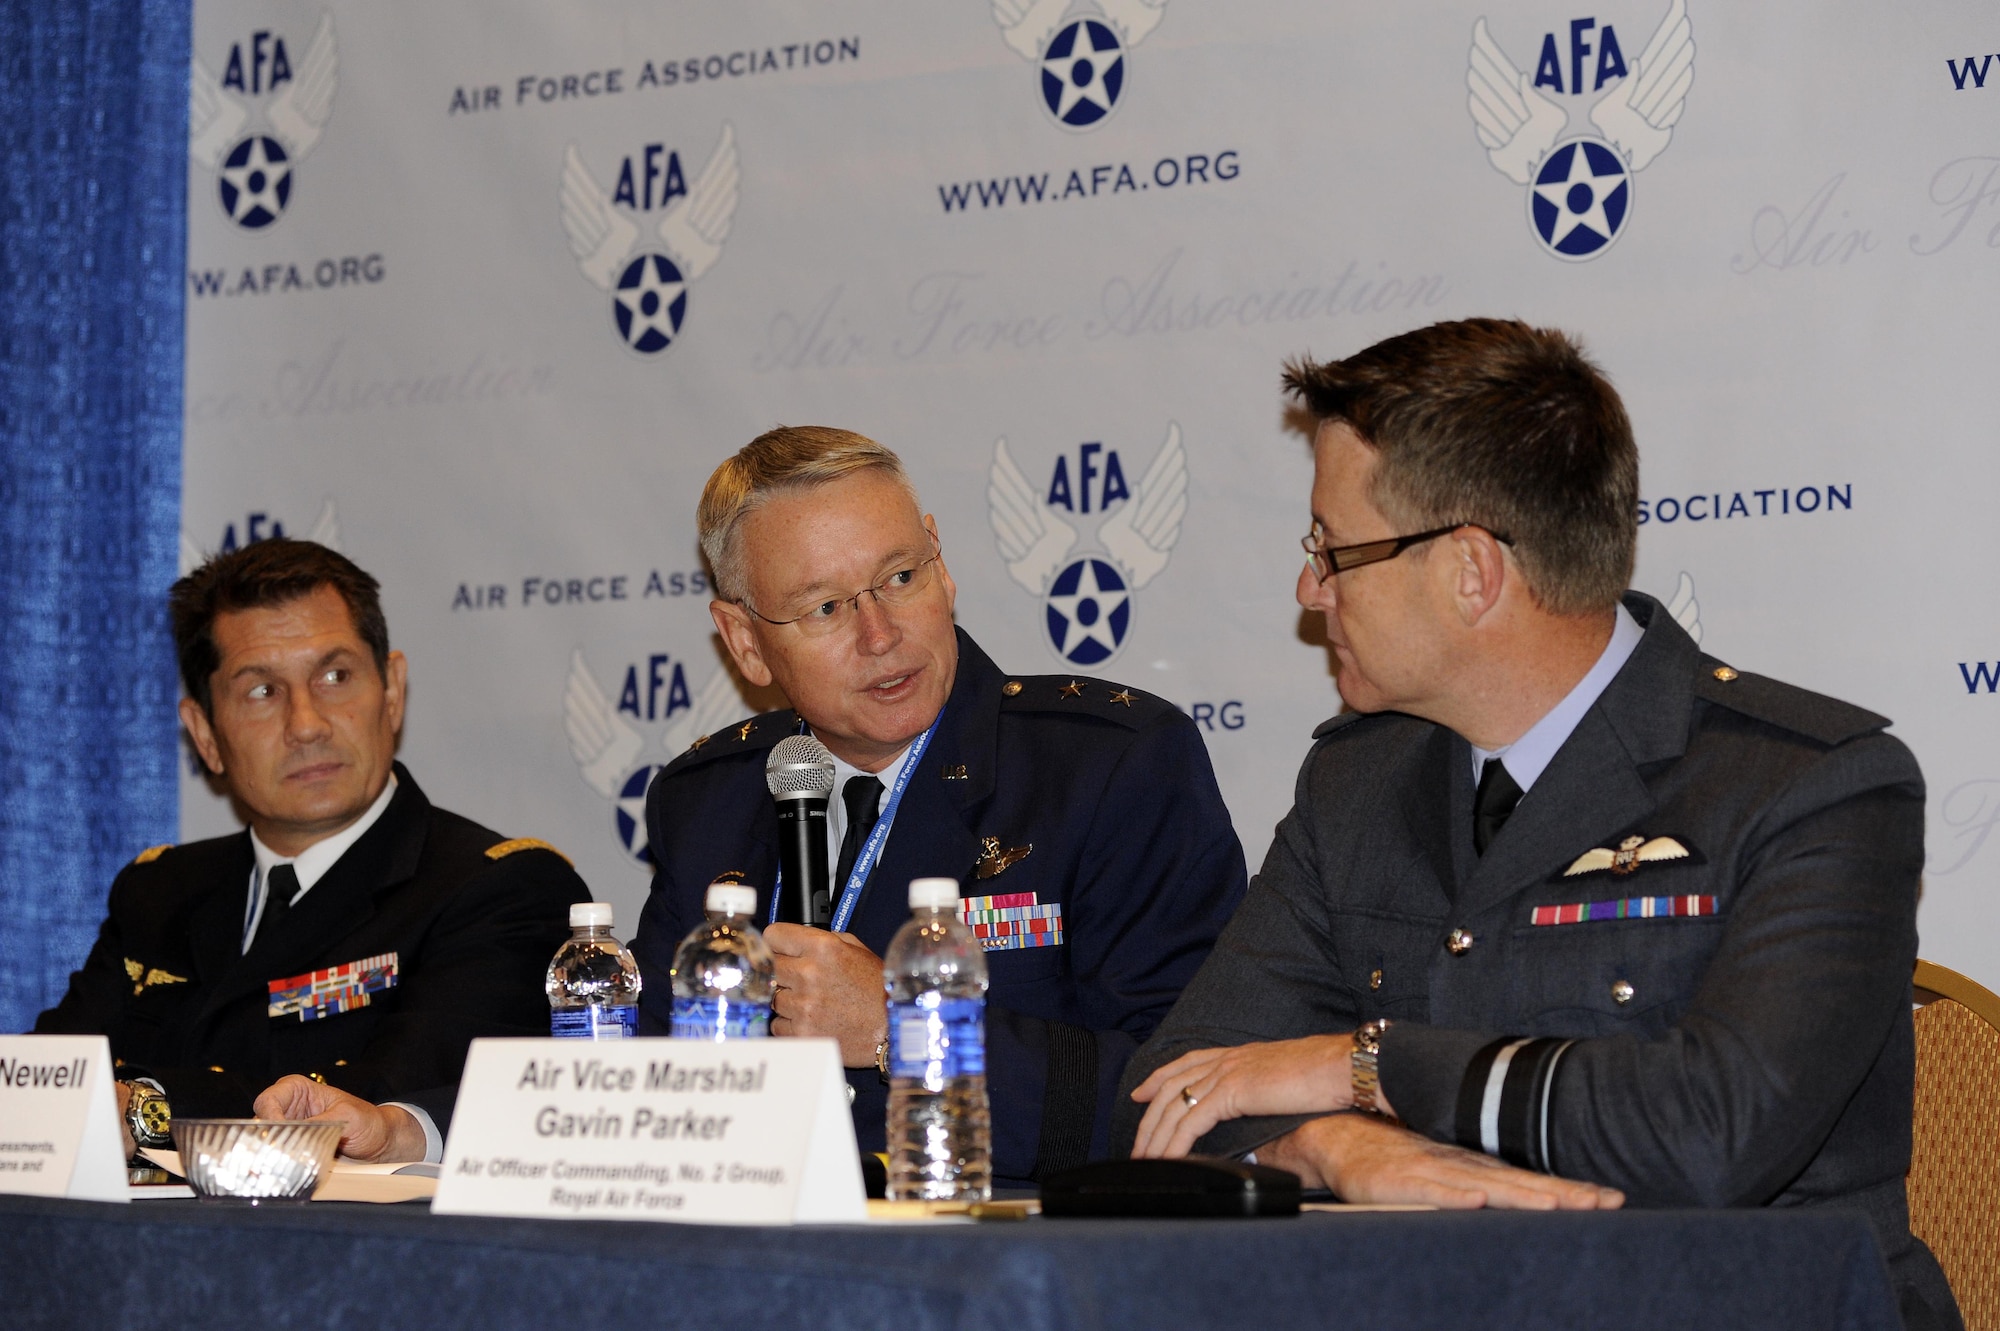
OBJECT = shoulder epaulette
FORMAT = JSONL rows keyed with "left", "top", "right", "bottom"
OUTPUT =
{"left": 662, "top": 708, "right": 798, "bottom": 774}
{"left": 1693, "top": 659, "right": 1889, "bottom": 747}
{"left": 997, "top": 674, "right": 1170, "bottom": 729}
{"left": 485, "top": 837, "right": 573, "bottom": 865}
{"left": 132, "top": 844, "right": 174, "bottom": 865}
{"left": 1311, "top": 710, "right": 1374, "bottom": 740}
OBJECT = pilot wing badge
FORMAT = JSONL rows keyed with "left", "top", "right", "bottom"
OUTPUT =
{"left": 559, "top": 124, "right": 740, "bottom": 356}
{"left": 988, "top": 423, "right": 1187, "bottom": 667}
{"left": 1465, "top": 0, "right": 1694, "bottom": 260}
{"left": 1564, "top": 834, "right": 1691, "bottom": 877}
{"left": 990, "top": 0, "right": 1169, "bottom": 130}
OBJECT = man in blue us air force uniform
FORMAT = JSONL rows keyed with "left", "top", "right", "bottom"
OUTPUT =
{"left": 633, "top": 426, "right": 1247, "bottom": 1186}
{"left": 1120, "top": 321, "right": 1960, "bottom": 1331}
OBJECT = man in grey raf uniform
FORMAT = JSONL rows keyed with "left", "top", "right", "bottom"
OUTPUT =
{"left": 1118, "top": 319, "right": 1959, "bottom": 1331}
{"left": 633, "top": 426, "right": 1247, "bottom": 1188}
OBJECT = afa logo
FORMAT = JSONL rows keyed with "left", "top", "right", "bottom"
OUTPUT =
{"left": 563, "top": 648, "right": 747, "bottom": 867}
{"left": 988, "top": 425, "right": 1186, "bottom": 667}
{"left": 1465, "top": 0, "right": 1693, "bottom": 260}
{"left": 189, "top": 14, "right": 339, "bottom": 231}
{"left": 559, "top": 126, "right": 741, "bottom": 357}
{"left": 178, "top": 498, "right": 341, "bottom": 576}
{"left": 990, "top": 0, "right": 1169, "bottom": 130}
{"left": 1665, "top": 570, "right": 1702, "bottom": 646}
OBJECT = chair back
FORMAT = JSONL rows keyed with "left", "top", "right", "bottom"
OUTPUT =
{"left": 1910, "top": 959, "right": 2000, "bottom": 1331}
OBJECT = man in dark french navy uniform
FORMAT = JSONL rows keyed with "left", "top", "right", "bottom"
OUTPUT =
{"left": 633, "top": 427, "right": 1248, "bottom": 1187}
{"left": 37, "top": 540, "right": 587, "bottom": 1160}
{"left": 1119, "top": 320, "right": 1960, "bottom": 1331}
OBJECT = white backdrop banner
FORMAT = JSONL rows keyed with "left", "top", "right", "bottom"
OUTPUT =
{"left": 180, "top": 1, "right": 2000, "bottom": 988}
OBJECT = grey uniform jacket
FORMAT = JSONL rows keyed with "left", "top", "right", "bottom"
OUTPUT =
{"left": 1115, "top": 593, "right": 1960, "bottom": 1331}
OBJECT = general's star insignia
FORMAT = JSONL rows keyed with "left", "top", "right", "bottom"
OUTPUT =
{"left": 1058, "top": 680, "right": 1084, "bottom": 698}
{"left": 737, "top": 720, "right": 757, "bottom": 741}
{"left": 1107, "top": 689, "right": 1135, "bottom": 707}
{"left": 688, "top": 734, "right": 711, "bottom": 752}
{"left": 974, "top": 835, "right": 1034, "bottom": 879}
{"left": 1564, "top": 835, "right": 1691, "bottom": 878}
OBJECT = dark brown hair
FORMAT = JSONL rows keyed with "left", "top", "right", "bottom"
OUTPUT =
{"left": 169, "top": 539, "right": 390, "bottom": 713}
{"left": 1282, "top": 318, "right": 1637, "bottom": 614}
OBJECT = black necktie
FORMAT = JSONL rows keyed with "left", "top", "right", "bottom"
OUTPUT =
{"left": 1473, "top": 759, "right": 1523, "bottom": 856}
{"left": 833, "top": 776, "right": 885, "bottom": 910}
{"left": 254, "top": 863, "right": 301, "bottom": 950}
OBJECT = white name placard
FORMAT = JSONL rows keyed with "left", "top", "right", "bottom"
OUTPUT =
{"left": 0, "top": 1035, "right": 130, "bottom": 1203}
{"left": 432, "top": 1037, "right": 866, "bottom": 1225}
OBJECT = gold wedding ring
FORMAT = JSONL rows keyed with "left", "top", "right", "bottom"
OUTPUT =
{"left": 1180, "top": 1087, "right": 1200, "bottom": 1109}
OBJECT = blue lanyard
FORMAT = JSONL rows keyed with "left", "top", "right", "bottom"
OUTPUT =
{"left": 767, "top": 713, "right": 942, "bottom": 932}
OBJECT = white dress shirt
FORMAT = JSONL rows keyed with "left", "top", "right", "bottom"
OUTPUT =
{"left": 241, "top": 773, "right": 399, "bottom": 953}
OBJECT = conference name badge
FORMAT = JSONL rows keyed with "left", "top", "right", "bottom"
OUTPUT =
{"left": 267, "top": 952, "right": 398, "bottom": 1021}
{"left": 960, "top": 891, "right": 1064, "bottom": 951}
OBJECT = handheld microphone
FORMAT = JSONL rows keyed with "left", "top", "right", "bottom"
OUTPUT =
{"left": 766, "top": 735, "right": 835, "bottom": 926}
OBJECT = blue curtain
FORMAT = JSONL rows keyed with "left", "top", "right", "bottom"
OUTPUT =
{"left": 0, "top": 0, "right": 188, "bottom": 1032}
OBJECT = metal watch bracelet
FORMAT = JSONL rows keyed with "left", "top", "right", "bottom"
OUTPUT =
{"left": 1351, "top": 1019, "right": 1393, "bottom": 1119}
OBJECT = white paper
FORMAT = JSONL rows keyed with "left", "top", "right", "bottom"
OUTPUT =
{"left": 433, "top": 1037, "right": 866, "bottom": 1225}
{"left": 0, "top": 1035, "right": 130, "bottom": 1203}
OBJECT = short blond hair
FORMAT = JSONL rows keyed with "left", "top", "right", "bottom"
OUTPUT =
{"left": 697, "top": 426, "right": 917, "bottom": 603}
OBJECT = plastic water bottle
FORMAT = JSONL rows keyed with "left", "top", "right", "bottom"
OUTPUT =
{"left": 670, "top": 882, "right": 775, "bottom": 1040}
{"left": 546, "top": 902, "right": 642, "bottom": 1039}
{"left": 884, "top": 877, "right": 992, "bottom": 1202}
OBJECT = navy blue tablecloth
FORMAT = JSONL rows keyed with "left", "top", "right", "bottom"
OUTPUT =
{"left": 0, "top": 1194, "right": 1901, "bottom": 1330}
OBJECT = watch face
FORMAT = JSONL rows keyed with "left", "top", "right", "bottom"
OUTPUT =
{"left": 138, "top": 1096, "right": 172, "bottom": 1136}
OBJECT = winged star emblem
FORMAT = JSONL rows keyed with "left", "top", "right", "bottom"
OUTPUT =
{"left": 564, "top": 649, "right": 749, "bottom": 866}
{"left": 189, "top": 12, "right": 338, "bottom": 230}
{"left": 1466, "top": 0, "right": 1693, "bottom": 259}
{"left": 559, "top": 125, "right": 740, "bottom": 356}
{"left": 989, "top": 423, "right": 1187, "bottom": 667}
{"left": 991, "top": 0, "right": 1168, "bottom": 129}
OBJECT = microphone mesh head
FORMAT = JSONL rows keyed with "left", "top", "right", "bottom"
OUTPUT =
{"left": 766, "top": 734, "right": 836, "bottom": 797}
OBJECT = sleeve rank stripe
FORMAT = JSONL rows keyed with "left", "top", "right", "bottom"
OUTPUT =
{"left": 1456, "top": 1036, "right": 1576, "bottom": 1172}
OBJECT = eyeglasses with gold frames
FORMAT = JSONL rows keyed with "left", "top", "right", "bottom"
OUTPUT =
{"left": 744, "top": 534, "right": 945, "bottom": 636}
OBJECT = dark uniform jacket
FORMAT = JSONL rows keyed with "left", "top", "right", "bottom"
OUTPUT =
{"left": 1115, "top": 594, "right": 1960, "bottom": 1331}
{"left": 36, "top": 765, "right": 589, "bottom": 1117}
{"left": 635, "top": 629, "right": 1247, "bottom": 1186}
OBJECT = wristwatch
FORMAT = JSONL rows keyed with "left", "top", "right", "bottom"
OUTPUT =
{"left": 875, "top": 1037, "right": 891, "bottom": 1084}
{"left": 122, "top": 1078, "right": 173, "bottom": 1151}
{"left": 1351, "top": 1019, "right": 1394, "bottom": 1120}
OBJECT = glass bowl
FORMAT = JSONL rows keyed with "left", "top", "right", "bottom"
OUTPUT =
{"left": 169, "top": 1118, "right": 341, "bottom": 1202}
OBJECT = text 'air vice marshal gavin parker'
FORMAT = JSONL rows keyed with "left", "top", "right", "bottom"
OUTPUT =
{"left": 432, "top": 1038, "right": 865, "bottom": 1224}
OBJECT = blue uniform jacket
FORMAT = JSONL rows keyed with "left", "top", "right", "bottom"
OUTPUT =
{"left": 634, "top": 629, "right": 1247, "bottom": 1185}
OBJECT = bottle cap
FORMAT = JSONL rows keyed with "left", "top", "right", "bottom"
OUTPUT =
{"left": 908, "top": 877, "right": 960, "bottom": 911}
{"left": 569, "top": 902, "right": 614, "bottom": 928}
{"left": 705, "top": 882, "right": 758, "bottom": 917}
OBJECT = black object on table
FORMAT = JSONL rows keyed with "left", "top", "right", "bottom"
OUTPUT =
{"left": 0, "top": 1193, "right": 1902, "bottom": 1331}
{"left": 1040, "top": 1157, "right": 1301, "bottom": 1217}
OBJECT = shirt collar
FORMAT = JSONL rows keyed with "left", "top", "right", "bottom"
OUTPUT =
{"left": 828, "top": 743, "right": 914, "bottom": 851}
{"left": 250, "top": 772, "right": 399, "bottom": 898}
{"left": 1471, "top": 602, "right": 1643, "bottom": 794}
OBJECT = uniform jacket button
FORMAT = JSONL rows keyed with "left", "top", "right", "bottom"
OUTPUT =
{"left": 1611, "top": 979, "right": 1635, "bottom": 1005}
{"left": 1446, "top": 929, "right": 1474, "bottom": 956}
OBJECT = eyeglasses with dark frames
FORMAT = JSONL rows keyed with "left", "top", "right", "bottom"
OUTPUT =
{"left": 1300, "top": 521, "right": 1514, "bottom": 582}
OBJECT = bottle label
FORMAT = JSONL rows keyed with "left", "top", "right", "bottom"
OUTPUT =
{"left": 670, "top": 995, "right": 771, "bottom": 1041}
{"left": 550, "top": 1004, "right": 639, "bottom": 1039}
{"left": 889, "top": 997, "right": 985, "bottom": 1080}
